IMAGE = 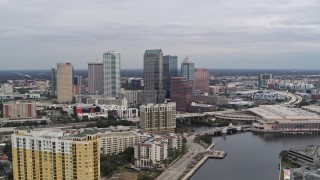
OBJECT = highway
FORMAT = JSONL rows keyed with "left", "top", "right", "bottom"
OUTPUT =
{"left": 0, "top": 121, "right": 94, "bottom": 133}
{"left": 156, "top": 134, "right": 205, "bottom": 180}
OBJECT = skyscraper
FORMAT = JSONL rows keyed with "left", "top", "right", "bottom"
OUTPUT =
{"left": 181, "top": 56, "right": 195, "bottom": 88}
{"left": 194, "top": 68, "right": 209, "bottom": 93}
{"left": 11, "top": 128, "right": 100, "bottom": 180}
{"left": 170, "top": 77, "right": 193, "bottom": 112}
{"left": 143, "top": 49, "right": 165, "bottom": 103}
{"left": 163, "top": 55, "right": 178, "bottom": 98}
{"left": 103, "top": 51, "right": 121, "bottom": 98}
{"left": 88, "top": 60, "right": 104, "bottom": 95}
{"left": 50, "top": 68, "right": 57, "bottom": 97}
{"left": 57, "top": 63, "right": 73, "bottom": 103}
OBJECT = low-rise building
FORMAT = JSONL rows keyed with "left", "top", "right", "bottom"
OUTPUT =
{"left": 99, "top": 130, "right": 148, "bottom": 155}
{"left": 288, "top": 145, "right": 320, "bottom": 170}
{"left": 134, "top": 133, "right": 181, "bottom": 167}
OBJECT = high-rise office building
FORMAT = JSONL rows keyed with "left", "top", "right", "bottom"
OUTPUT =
{"left": 50, "top": 68, "right": 57, "bottom": 97}
{"left": 170, "top": 77, "right": 193, "bottom": 112}
{"left": 57, "top": 63, "right": 73, "bottom": 103}
{"left": 194, "top": 68, "right": 209, "bottom": 93}
{"left": 181, "top": 57, "right": 195, "bottom": 88}
{"left": 103, "top": 51, "right": 121, "bottom": 98}
{"left": 163, "top": 55, "right": 178, "bottom": 98}
{"left": 88, "top": 61, "right": 104, "bottom": 95}
{"left": 143, "top": 49, "right": 165, "bottom": 104}
{"left": 73, "top": 75, "right": 83, "bottom": 95}
{"left": 139, "top": 102, "right": 176, "bottom": 134}
{"left": 11, "top": 128, "right": 100, "bottom": 180}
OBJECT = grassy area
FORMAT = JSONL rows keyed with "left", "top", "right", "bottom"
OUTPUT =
{"left": 280, "top": 158, "right": 299, "bottom": 180}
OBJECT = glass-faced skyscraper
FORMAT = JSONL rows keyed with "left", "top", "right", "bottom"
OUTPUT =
{"left": 50, "top": 68, "right": 57, "bottom": 97}
{"left": 181, "top": 56, "right": 195, "bottom": 88}
{"left": 143, "top": 49, "right": 165, "bottom": 104}
{"left": 163, "top": 55, "right": 178, "bottom": 98}
{"left": 103, "top": 51, "right": 121, "bottom": 98}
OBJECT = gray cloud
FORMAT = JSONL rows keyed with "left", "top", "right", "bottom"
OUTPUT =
{"left": 1, "top": 0, "right": 320, "bottom": 69}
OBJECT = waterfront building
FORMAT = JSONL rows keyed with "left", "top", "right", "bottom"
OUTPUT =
{"left": 181, "top": 57, "right": 195, "bottom": 88}
{"left": 50, "top": 68, "right": 57, "bottom": 96}
{"left": 249, "top": 105, "right": 320, "bottom": 132}
{"left": 170, "top": 77, "right": 193, "bottom": 112}
{"left": 143, "top": 49, "right": 165, "bottom": 104}
{"left": 288, "top": 145, "right": 320, "bottom": 170}
{"left": 163, "top": 55, "right": 178, "bottom": 98}
{"left": 57, "top": 63, "right": 73, "bottom": 103}
{"left": 194, "top": 68, "right": 209, "bottom": 93}
{"left": 3, "top": 101, "right": 36, "bottom": 119}
{"left": 11, "top": 128, "right": 100, "bottom": 180}
{"left": 103, "top": 51, "right": 121, "bottom": 98}
{"left": 88, "top": 60, "right": 104, "bottom": 95}
{"left": 140, "top": 102, "right": 176, "bottom": 134}
{"left": 134, "top": 133, "right": 181, "bottom": 167}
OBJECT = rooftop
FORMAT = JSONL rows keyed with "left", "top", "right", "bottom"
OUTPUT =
{"left": 249, "top": 105, "right": 320, "bottom": 122}
{"left": 73, "top": 130, "right": 98, "bottom": 137}
{"left": 144, "top": 49, "right": 162, "bottom": 55}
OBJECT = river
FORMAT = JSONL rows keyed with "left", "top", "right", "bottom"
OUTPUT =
{"left": 191, "top": 132, "right": 320, "bottom": 180}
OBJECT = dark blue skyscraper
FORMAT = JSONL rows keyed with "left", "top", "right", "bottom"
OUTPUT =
{"left": 163, "top": 55, "right": 178, "bottom": 98}
{"left": 50, "top": 68, "right": 57, "bottom": 97}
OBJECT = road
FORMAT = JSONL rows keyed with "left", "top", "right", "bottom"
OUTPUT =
{"left": 0, "top": 121, "right": 94, "bottom": 133}
{"left": 156, "top": 134, "right": 205, "bottom": 180}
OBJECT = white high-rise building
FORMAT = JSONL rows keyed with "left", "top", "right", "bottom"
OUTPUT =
{"left": 103, "top": 51, "right": 121, "bottom": 98}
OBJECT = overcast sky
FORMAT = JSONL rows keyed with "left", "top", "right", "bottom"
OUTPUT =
{"left": 1, "top": 0, "right": 320, "bottom": 70}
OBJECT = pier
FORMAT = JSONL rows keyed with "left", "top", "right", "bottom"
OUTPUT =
{"left": 181, "top": 143, "right": 227, "bottom": 180}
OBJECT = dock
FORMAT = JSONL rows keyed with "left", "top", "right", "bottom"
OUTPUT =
{"left": 207, "top": 150, "right": 227, "bottom": 159}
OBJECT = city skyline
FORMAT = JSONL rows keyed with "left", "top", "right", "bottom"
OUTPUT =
{"left": 1, "top": 0, "right": 320, "bottom": 70}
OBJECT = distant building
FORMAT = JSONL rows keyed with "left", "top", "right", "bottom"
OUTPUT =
{"left": 259, "top": 74, "right": 272, "bottom": 88}
{"left": 181, "top": 56, "right": 195, "bottom": 89}
{"left": 194, "top": 68, "right": 209, "bottom": 93}
{"left": 3, "top": 101, "right": 36, "bottom": 119}
{"left": 11, "top": 128, "right": 101, "bottom": 180}
{"left": 143, "top": 49, "right": 165, "bottom": 104}
{"left": 1, "top": 83, "right": 13, "bottom": 95}
{"left": 163, "top": 55, "right": 178, "bottom": 98}
{"left": 88, "top": 60, "right": 104, "bottom": 95}
{"left": 103, "top": 51, "right": 121, "bottom": 98}
{"left": 140, "top": 103, "right": 176, "bottom": 134}
{"left": 50, "top": 68, "right": 57, "bottom": 97}
{"left": 134, "top": 133, "right": 181, "bottom": 167}
{"left": 56, "top": 63, "right": 73, "bottom": 103}
{"left": 170, "top": 77, "right": 193, "bottom": 112}
{"left": 120, "top": 89, "right": 145, "bottom": 107}
{"left": 209, "top": 86, "right": 220, "bottom": 95}
{"left": 193, "top": 94, "right": 228, "bottom": 105}
{"left": 189, "top": 103, "right": 216, "bottom": 113}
